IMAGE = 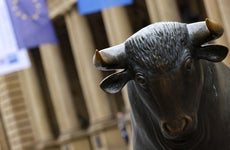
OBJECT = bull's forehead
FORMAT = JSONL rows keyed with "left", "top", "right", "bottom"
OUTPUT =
{"left": 125, "top": 22, "right": 190, "bottom": 73}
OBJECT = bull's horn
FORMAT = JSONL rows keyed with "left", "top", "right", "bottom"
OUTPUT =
{"left": 187, "top": 18, "right": 224, "bottom": 45}
{"left": 93, "top": 43, "right": 127, "bottom": 70}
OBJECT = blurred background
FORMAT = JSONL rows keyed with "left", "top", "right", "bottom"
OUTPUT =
{"left": 0, "top": 0, "right": 230, "bottom": 150}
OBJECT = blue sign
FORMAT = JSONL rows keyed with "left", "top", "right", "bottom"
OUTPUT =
{"left": 77, "top": 0, "right": 133, "bottom": 15}
{"left": 7, "top": 53, "right": 18, "bottom": 64}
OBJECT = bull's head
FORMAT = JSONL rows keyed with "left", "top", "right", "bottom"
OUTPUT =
{"left": 93, "top": 19, "right": 228, "bottom": 139}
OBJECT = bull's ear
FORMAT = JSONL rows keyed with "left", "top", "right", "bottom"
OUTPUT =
{"left": 197, "top": 44, "right": 228, "bottom": 62}
{"left": 100, "top": 70, "right": 130, "bottom": 94}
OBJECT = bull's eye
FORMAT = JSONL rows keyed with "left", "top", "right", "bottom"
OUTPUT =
{"left": 184, "top": 58, "right": 193, "bottom": 72}
{"left": 135, "top": 74, "right": 146, "bottom": 86}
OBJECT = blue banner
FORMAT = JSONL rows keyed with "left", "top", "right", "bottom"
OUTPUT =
{"left": 0, "top": 0, "right": 30, "bottom": 76}
{"left": 6, "top": 0, "right": 58, "bottom": 49}
{"left": 77, "top": 0, "right": 133, "bottom": 15}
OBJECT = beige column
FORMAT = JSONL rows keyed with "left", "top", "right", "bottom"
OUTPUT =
{"left": 0, "top": 116, "right": 9, "bottom": 150}
{"left": 216, "top": 0, "right": 230, "bottom": 66}
{"left": 101, "top": 7, "right": 133, "bottom": 150}
{"left": 146, "top": 0, "right": 180, "bottom": 22}
{"left": 39, "top": 44, "right": 79, "bottom": 134}
{"left": 153, "top": 0, "right": 180, "bottom": 21}
{"left": 0, "top": 73, "right": 35, "bottom": 150}
{"left": 0, "top": 77, "right": 10, "bottom": 150}
{"left": 64, "top": 8, "right": 116, "bottom": 148}
{"left": 65, "top": 9, "right": 112, "bottom": 124}
{"left": 101, "top": 7, "right": 132, "bottom": 111}
{"left": 145, "top": 0, "right": 160, "bottom": 23}
{"left": 64, "top": 10, "right": 112, "bottom": 124}
{"left": 102, "top": 7, "right": 132, "bottom": 45}
{"left": 18, "top": 53, "right": 54, "bottom": 147}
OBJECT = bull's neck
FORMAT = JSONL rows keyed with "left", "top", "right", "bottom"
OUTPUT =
{"left": 127, "top": 81, "right": 210, "bottom": 150}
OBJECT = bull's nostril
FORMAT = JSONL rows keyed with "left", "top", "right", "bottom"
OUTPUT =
{"left": 182, "top": 116, "right": 192, "bottom": 129}
{"left": 181, "top": 118, "right": 187, "bottom": 131}
{"left": 162, "top": 122, "right": 171, "bottom": 133}
{"left": 184, "top": 115, "right": 193, "bottom": 124}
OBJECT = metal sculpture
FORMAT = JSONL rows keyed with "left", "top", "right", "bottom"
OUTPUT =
{"left": 93, "top": 19, "right": 230, "bottom": 150}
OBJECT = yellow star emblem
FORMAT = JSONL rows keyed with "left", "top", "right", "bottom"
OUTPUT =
{"left": 11, "top": 0, "right": 41, "bottom": 21}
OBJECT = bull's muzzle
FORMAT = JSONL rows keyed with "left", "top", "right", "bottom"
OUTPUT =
{"left": 160, "top": 115, "right": 194, "bottom": 138}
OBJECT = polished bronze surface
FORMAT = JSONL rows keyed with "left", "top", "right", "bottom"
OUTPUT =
{"left": 94, "top": 19, "right": 230, "bottom": 150}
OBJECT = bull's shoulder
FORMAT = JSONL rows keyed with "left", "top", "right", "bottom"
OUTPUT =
{"left": 214, "top": 63, "right": 230, "bottom": 123}
{"left": 201, "top": 62, "right": 230, "bottom": 144}
{"left": 215, "top": 62, "right": 230, "bottom": 92}
{"left": 201, "top": 61, "right": 230, "bottom": 90}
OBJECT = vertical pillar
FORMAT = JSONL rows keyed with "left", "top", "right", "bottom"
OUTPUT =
{"left": 102, "top": 7, "right": 132, "bottom": 45}
{"left": 145, "top": 0, "right": 160, "bottom": 23}
{"left": 0, "top": 73, "right": 35, "bottom": 150}
{"left": 101, "top": 7, "right": 133, "bottom": 150}
{"left": 0, "top": 78, "right": 10, "bottom": 150}
{"left": 65, "top": 8, "right": 127, "bottom": 150}
{"left": 18, "top": 53, "right": 54, "bottom": 147}
{"left": 216, "top": 0, "right": 230, "bottom": 66}
{"left": 146, "top": 0, "right": 180, "bottom": 22}
{"left": 39, "top": 44, "right": 79, "bottom": 134}
{"left": 0, "top": 117, "right": 9, "bottom": 150}
{"left": 101, "top": 7, "right": 132, "bottom": 112}
{"left": 64, "top": 8, "right": 113, "bottom": 124}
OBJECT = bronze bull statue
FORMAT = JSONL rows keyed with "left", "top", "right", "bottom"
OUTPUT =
{"left": 93, "top": 19, "right": 230, "bottom": 150}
